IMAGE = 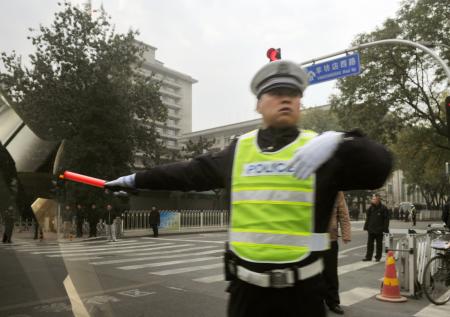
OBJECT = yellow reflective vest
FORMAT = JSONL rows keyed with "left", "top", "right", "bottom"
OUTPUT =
{"left": 229, "top": 129, "right": 329, "bottom": 263}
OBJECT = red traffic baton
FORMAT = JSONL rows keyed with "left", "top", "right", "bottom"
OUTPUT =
{"left": 60, "top": 171, "right": 106, "bottom": 188}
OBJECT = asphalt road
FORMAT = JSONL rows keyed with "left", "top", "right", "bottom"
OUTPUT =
{"left": 0, "top": 220, "right": 448, "bottom": 317}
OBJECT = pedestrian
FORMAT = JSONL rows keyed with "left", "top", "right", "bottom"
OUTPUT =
{"left": 393, "top": 206, "right": 399, "bottom": 220}
{"left": 2, "top": 205, "right": 16, "bottom": 243}
{"left": 63, "top": 204, "right": 73, "bottom": 238}
{"left": 351, "top": 206, "right": 359, "bottom": 221}
{"left": 442, "top": 200, "right": 450, "bottom": 227}
{"left": 323, "top": 192, "right": 351, "bottom": 315}
{"left": 363, "top": 194, "right": 390, "bottom": 262}
{"left": 105, "top": 204, "right": 118, "bottom": 241}
{"left": 411, "top": 205, "right": 417, "bottom": 226}
{"left": 400, "top": 208, "right": 404, "bottom": 221}
{"left": 88, "top": 203, "right": 98, "bottom": 237}
{"left": 149, "top": 206, "right": 160, "bottom": 237}
{"left": 404, "top": 208, "right": 409, "bottom": 222}
{"left": 75, "top": 203, "right": 84, "bottom": 237}
{"left": 33, "top": 213, "right": 43, "bottom": 240}
{"left": 105, "top": 59, "right": 392, "bottom": 317}
{"left": 442, "top": 199, "right": 450, "bottom": 228}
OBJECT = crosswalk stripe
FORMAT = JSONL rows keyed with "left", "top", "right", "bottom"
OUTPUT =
{"left": 66, "top": 256, "right": 103, "bottom": 261}
{"left": 414, "top": 303, "right": 450, "bottom": 317}
{"left": 132, "top": 245, "right": 218, "bottom": 256}
{"left": 339, "top": 244, "right": 366, "bottom": 254}
{"left": 339, "top": 287, "right": 379, "bottom": 306}
{"left": 338, "top": 260, "right": 381, "bottom": 275}
{"left": 108, "top": 249, "right": 222, "bottom": 267}
{"left": 118, "top": 256, "right": 220, "bottom": 270}
{"left": 142, "top": 237, "right": 224, "bottom": 244}
{"left": 47, "top": 243, "right": 181, "bottom": 257}
{"left": 31, "top": 242, "right": 157, "bottom": 254}
{"left": 90, "top": 246, "right": 218, "bottom": 265}
{"left": 17, "top": 241, "right": 143, "bottom": 252}
{"left": 150, "top": 263, "right": 223, "bottom": 276}
{"left": 14, "top": 240, "right": 140, "bottom": 251}
{"left": 193, "top": 274, "right": 225, "bottom": 283}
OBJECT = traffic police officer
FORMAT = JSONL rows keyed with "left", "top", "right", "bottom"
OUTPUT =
{"left": 105, "top": 60, "right": 392, "bottom": 317}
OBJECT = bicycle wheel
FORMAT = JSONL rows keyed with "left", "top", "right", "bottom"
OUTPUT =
{"left": 422, "top": 254, "right": 450, "bottom": 305}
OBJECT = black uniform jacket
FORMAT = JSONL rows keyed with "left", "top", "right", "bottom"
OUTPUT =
{"left": 135, "top": 127, "right": 393, "bottom": 272}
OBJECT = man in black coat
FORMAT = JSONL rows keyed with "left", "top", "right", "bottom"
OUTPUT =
{"left": 363, "top": 194, "right": 390, "bottom": 262}
{"left": 149, "top": 206, "right": 160, "bottom": 237}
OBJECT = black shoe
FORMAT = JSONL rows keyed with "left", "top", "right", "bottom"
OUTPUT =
{"left": 362, "top": 258, "right": 371, "bottom": 261}
{"left": 375, "top": 258, "right": 381, "bottom": 262}
{"left": 329, "top": 305, "right": 344, "bottom": 315}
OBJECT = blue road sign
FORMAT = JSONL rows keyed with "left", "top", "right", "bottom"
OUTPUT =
{"left": 304, "top": 53, "right": 361, "bottom": 85}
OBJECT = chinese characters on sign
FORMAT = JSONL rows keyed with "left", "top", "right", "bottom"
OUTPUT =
{"left": 304, "top": 53, "right": 361, "bottom": 85}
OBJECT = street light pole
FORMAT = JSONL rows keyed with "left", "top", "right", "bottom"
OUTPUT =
{"left": 418, "top": 41, "right": 450, "bottom": 50}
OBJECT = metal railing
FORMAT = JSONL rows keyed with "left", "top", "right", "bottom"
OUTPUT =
{"left": 384, "top": 224, "right": 448, "bottom": 298}
{"left": 122, "top": 209, "right": 230, "bottom": 231}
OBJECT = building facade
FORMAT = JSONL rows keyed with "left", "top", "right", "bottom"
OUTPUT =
{"left": 138, "top": 41, "right": 197, "bottom": 150}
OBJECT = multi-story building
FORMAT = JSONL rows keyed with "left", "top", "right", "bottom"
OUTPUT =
{"left": 138, "top": 41, "right": 197, "bottom": 150}
{"left": 132, "top": 41, "right": 197, "bottom": 169}
{"left": 178, "top": 118, "right": 262, "bottom": 152}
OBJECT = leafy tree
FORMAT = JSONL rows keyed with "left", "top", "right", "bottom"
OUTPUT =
{"left": 391, "top": 127, "right": 450, "bottom": 208}
{"left": 181, "top": 137, "right": 216, "bottom": 160}
{"left": 329, "top": 0, "right": 449, "bottom": 210}
{"left": 301, "top": 106, "right": 342, "bottom": 133}
{"left": 330, "top": 0, "right": 450, "bottom": 148}
{"left": 0, "top": 2, "right": 167, "bottom": 204}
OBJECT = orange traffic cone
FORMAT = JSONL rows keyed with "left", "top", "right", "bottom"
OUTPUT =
{"left": 376, "top": 251, "right": 407, "bottom": 302}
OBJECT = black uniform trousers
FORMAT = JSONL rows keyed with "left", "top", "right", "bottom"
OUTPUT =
{"left": 150, "top": 224, "right": 158, "bottom": 237}
{"left": 227, "top": 275, "right": 326, "bottom": 317}
{"left": 365, "top": 232, "right": 383, "bottom": 260}
{"left": 323, "top": 240, "right": 340, "bottom": 307}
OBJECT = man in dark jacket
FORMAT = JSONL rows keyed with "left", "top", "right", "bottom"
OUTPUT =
{"left": 75, "top": 203, "right": 85, "bottom": 237}
{"left": 363, "top": 194, "right": 389, "bottom": 262}
{"left": 105, "top": 60, "right": 392, "bottom": 317}
{"left": 149, "top": 206, "right": 160, "bottom": 237}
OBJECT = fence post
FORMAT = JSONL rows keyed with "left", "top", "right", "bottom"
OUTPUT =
{"left": 407, "top": 234, "right": 417, "bottom": 297}
{"left": 200, "top": 211, "right": 204, "bottom": 228}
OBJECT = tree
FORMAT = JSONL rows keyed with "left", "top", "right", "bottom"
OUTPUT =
{"left": 391, "top": 126, "right": 450, "bottom": 208}
{"left": 301, "top": 106, "right": 342, "bottom": 133}
{"left": 329, "top": 0, "right": 449, "bottom": 210}
{"left": 181, "top": 137, "right": 216, "bottom": 160}
{"left": 330, "top": 0, "right": 450, "bottom": 148}
{"left": 0, "top": 2, "right": 167, "bottom": 203}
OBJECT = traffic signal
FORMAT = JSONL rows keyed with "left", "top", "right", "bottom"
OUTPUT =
{"left": 267, "top": 48, "right": 281, "bottom": 62}
{"left": 446, "top": 96, "right": 450, "bottom": 143}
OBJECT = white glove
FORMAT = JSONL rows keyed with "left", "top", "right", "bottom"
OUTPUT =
{"left": 287, "top": 131, "right": 344, "bottom": 179}
{"left": 104, "top": 174, "right": 136, "bottom": 191}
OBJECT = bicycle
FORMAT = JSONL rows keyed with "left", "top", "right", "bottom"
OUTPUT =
{"left": 422, "top": 226, "right": 450, "bottom": 305}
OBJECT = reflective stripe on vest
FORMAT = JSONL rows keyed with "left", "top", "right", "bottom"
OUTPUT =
{"left": 230, "top": 129, "right": 330, "bottom": 264}
{"left": 229, "top": 231, "right": 329, "bottom": 250}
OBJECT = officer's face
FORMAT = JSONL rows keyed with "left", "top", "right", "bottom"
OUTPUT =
{"left": 257, "top": 87, "right": 301, "bottom": 128}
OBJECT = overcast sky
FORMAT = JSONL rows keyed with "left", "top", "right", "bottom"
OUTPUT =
{"left": 0, "top": 0, "right": 403, "bottom": 131}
